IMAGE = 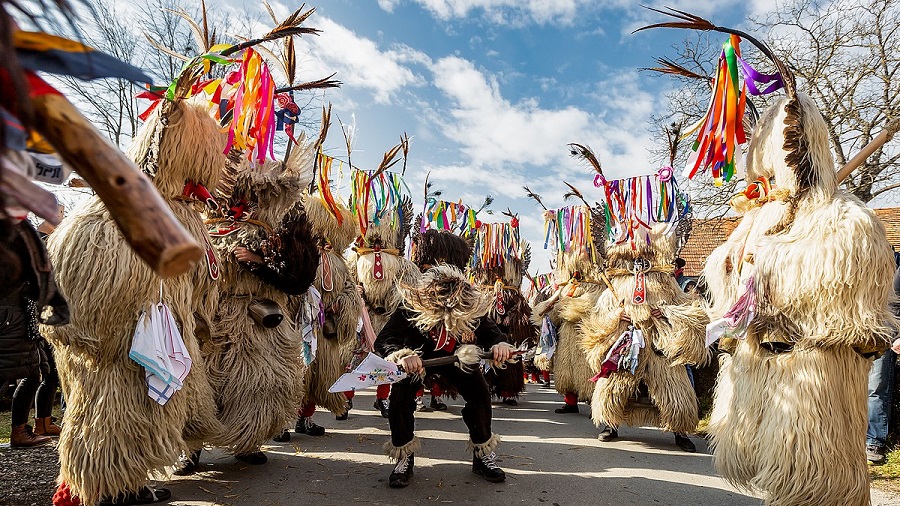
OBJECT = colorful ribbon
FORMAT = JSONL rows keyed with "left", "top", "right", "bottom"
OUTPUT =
{"left": 469, "top": 219, "right": 522, "bottom": 271}
{"left": 420, "top": 199, "right": 478, "bottom": 236}
{"left": 349, "top": 168, "right": 409, "bottom": 237}
{"left": 592, "top": 168, "right": 690, "bottom": 246}
{"left": 317, "top": 152, "right": 344, "bottom": 226}
{"left": 542, "top": 205, "right": 596, "bottom": 263}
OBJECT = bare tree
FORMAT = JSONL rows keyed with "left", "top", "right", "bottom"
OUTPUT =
{"left": 649, "top": 0, "right": 900, "bottom": 211}
{"left": 760, "top": 0, "right": 900, "bottom": 202}
{"left": 59, "top": 1, "right": 142, "bottom": 146}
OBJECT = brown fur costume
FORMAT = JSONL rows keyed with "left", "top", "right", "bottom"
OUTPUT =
{"left": 203, "top": 142, "right": 319, "bottom": 454}
{"left": 531, "top": 206, "right": 606, "bottom": 402}
{"left": 471, "top": 233, "right": 535, "bottom": 399}
{"left": 43, "top": 98, "right": 225, "bottom": 505}
{"left": 703, "top": 94, "right": 897, "bottom": 506}
{"left": 297, "top": 193, "right": 362, "bottom": 414}
{"left": 580, "top": 224, "right": 708, "bottom": 433}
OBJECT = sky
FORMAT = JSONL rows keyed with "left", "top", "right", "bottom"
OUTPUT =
{"left": 71, "top": 0, "right": 783, "bottom": 272}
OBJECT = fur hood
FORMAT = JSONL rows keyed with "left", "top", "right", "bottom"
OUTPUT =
{"left": 400, "top": 264, "right": 491, "bottom": 341}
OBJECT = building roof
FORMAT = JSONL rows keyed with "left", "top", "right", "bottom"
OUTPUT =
{"left": 678, "top": 207, "right": 900, "bottom": 277}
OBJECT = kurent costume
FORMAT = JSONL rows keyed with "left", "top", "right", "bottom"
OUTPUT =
{"left": 294, "top": 150, "right": 363, "bottom": 431}
{"left": 375, "top": 230, "right": 508, "bottom": 488}
{"left": 45, "top": 93, "right": 227, "bottom": 506}
{"left": 469, "top": 217, "right": 535, "bottom": 404}
{"left": 195, "top": 134, "right": 320, "bottom": 465}
{"left": 346, "top": 162, "right": 420, "bottom": 416}
{"left": 530, "top": 204, "right": 606, "bottom": 413}
{"left": 643, "top": 12, "right": 898, "bottom": 505}
{"left": 574, "top": 158, "right": 707, "bottom": 450}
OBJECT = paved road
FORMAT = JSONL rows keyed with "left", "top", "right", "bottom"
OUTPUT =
{"left": 163, "top": 383, "right": 898, "bottom": 506}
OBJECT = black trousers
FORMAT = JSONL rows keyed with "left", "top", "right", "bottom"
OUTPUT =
{"left": 389, "top": 364, "right": 492, "bottom": 449}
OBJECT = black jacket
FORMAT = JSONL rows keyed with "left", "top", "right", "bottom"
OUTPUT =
{"left": 0, "top": 221, "right": 68, "bottom": 382}
{"left": 375, "top": 307, "right": 507, "bottom": 361}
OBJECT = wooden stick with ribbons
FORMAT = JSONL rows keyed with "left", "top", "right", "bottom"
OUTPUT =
{"left": 30, "top": 92, "right": 203, "bottom": 279}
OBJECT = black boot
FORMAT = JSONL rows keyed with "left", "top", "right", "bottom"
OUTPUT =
{"left": 335, "top": 410, "right": 349, "bottom": 421}
{"left": 388, "top": 454, "right": 414, "bottom": 488}
{"left": 554, "top": 403, "right": 578, "bottom": 414}
{"left": 273, "top": 429, "right": 291, "bottom": 442}
{"left": 235, "top": 451, "right": 268, "bottom": 465}
{"left": 674, "top": 433, "right": 696, "bottom": 453}
{"left": 97, "top": 485, "right": 172, "bottom": 505}
{"left": 598, "top": 426, "right": 618, "bottom": 442}
{"left": 501, "top": 397, "right": 518, "bottom": 406}
{"left": 374, "top": 399, "right": 390, "bottom": 418}
{"left": 174, "top": 449, "right": 202, "bottom": 476}
{"left": 295, "top": 416, "right": 326, "bottom": 436}
{"left": 429, "top": 395, "right": 447, "bottom": 411}
{"left": 472, "top": 451, "right": 506, "bottom": 483}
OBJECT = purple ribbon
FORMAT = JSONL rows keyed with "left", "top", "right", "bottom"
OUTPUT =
{"left": 737, "top": 56, "right": 783, "bottom": 96}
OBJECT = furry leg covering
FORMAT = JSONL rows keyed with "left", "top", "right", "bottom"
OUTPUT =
{"left": 384, "top": 436, "right": 421, "bottom": 462}
{"left": 44, "top": 200, "right": 222, "bottom": 506}
{"left": 205, "top": 297, "right": 306, "bottom": 455}
{"left": 467, "top": 433, "right": 501, "bottom": 458}
{"left": 709, "top": 343, "right": 871, "bottom": 506}
{"left": 552, "top": 296, "right": 599, "bottom": 401}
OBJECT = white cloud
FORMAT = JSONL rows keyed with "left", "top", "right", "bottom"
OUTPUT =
{"left": 384, "top": 0, "right": 598, "bottom": 25}
{"left": 286, "top": 14, "right": 429, "bottom": 104}
{"left": 429, "top": 56, "right": 592, "bottom": 168}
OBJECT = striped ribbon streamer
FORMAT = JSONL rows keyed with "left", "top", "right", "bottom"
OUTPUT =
{"left": 349, "top": 169, "right": 409, "bottom": 236}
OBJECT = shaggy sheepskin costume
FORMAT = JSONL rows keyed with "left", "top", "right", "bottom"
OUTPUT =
{"left": 470, "top": 223, "right": 535, "bottom": 400}
{"left": 347, "top": 196, "right": 420, "bottom": 335}
{"left": 701, "top": 92, "right": 897, "bottom": 506}
{"left": 297, "top": 192, "right": 363, "bottom": 415}
{"left": 531, "top": 206, "right": 606, "bottom": 405}
{"left": 203, "top": 142, "right": 319, "bottom": 455}
{"left": 580, "top": 224, "right": 708, "bottom": 435}
{"left": 375, "top": 259, "right": 505, "bottom": 462}
{"left": 43, "top": 97, "right": 226, "bottom": 505}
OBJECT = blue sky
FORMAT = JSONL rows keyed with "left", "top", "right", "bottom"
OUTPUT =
{"left": 259, "top": 0, "right": 780, "bottom": 271}
{"left": 115, "top": 0, "right": 776, "bottom": 271}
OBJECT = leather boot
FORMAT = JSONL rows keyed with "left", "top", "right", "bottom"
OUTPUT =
{"left": 34, "top": 417, "right": 61, "bottom": 436}
{"left": 10, "top": 424, "right": 52, "bottom": 448}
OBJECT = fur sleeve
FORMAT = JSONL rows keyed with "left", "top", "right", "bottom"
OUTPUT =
{"left": 654, "top": 302, "right": 710, "bottom": 367}
{"left": 578, "top": 291, "right": 626, "bottom": 372}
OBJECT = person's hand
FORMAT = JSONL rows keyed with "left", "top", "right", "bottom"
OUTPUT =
{"left": 619, "top": 309, "right": 631, "bottom": 323}
{"left": 233, "top": 246, "right": 263, "bottom": 264}
{"left": 651, "top": 307, "right": 665, "bottom": 319}
{"left": 891, "top": 337, "right": 900, "bottom": 355}
{"left": 492, "top": 343, "right": 512, "bottom": 363}
{"left": 400, "top": 354, "right": 424, "bottom": 375}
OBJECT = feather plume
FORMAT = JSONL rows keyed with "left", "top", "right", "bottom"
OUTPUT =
{"left": 634, "top": 6, "right": 795, "bottom": 98}
{"left": 400, "top": 132, "right": 411, "bottom": 175}
{"left": 163, "top": 8, "right": 210, "bottom": 52}
{"left": 642, "top": 57, "right": 708, "bottom": 81}
{"left": 143, "top": 33, "right": 190, "bottom": 62}
{"left": 371, "top": 142, "right": 404, "bottom": 179}
{"left": 562, "top": 181, "right": 590, "bottom": 208}
{"left": 664, "top": 121, "right": 683, "bottom": 167}
{"left": 567, "top": 143, "right": 603, "bottom": 175}
{"left": 276, "top": 74, "right": 341, "bottom": 93}
{"left": 263, "top": 0, "right": 278, "bottom": 24}
{"left": 523, "top": 185, "right": 548, "bottom": 210}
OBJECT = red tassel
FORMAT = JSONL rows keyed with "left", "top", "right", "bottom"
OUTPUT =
{"left": 53, "top": 481, "right": 82, "bottom": 506}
